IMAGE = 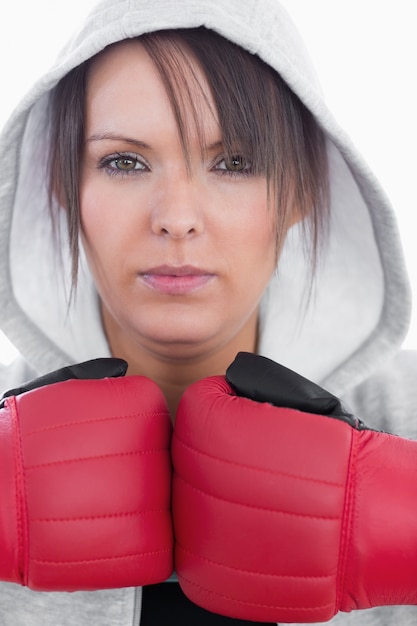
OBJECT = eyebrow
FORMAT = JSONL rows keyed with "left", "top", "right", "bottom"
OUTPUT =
{"left": 206, "top": 140, "right": 223, "bottom": 152}
{"left": 86, "top": 133, "right": 224, "bottom": 154}
{"left": 86, "top": 133, "right": 151, "bottom": 149}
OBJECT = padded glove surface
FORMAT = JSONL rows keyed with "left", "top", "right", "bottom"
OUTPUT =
{"left": 0, "top": 358, "right": 173, "bottom": 591}
{"left": 172, "top": 352, "right": 417, "bottom": 622}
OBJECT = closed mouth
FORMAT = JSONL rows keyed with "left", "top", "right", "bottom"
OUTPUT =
{"left": 140, "top": 265, "right": 215, "bottom": 294}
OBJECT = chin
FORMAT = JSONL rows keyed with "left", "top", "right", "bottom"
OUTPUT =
{"left": 136, "top": 322, "right": 224, "bottom": 359}
{"left": 135, "top": 307, "right": 219, "bottom": 340}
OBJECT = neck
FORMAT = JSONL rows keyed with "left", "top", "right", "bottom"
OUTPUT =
{"left": 103, "top": 312, "right": 258, "bottom": 420}
{"left": 126, "top": 349, "right": 235, "bottom": 418}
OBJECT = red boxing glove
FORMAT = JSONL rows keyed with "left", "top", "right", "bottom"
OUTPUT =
{"left": 0, "top": 358, "right": 173, "bottom": 591}
{"left": 172, "top": 352, "right": 417, "bottom": 623}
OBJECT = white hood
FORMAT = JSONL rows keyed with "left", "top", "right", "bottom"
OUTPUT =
{"left": 0, "top": 0, "right": 411, "bottom": 396}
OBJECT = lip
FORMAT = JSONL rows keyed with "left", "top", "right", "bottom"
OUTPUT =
{"left": 139, "top": 265, "right": 216, "bottom": 295}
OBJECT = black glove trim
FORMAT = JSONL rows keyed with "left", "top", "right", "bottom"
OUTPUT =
{"left": 226, "top": 352, "right": 365, "bottom": 430}
{"left": 0, "top": 358, "right": 128, "bottom": 406}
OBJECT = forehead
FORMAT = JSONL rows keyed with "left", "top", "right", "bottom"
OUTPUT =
{"left": 86, "top": 40, "right": 168, "bottom": 109}
{"left": 85, "top": 38, "right": 217, "bottom": 134}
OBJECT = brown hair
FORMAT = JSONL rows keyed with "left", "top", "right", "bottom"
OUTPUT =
{"left": 49, "top": 27, "right": 329, "bottom": 289}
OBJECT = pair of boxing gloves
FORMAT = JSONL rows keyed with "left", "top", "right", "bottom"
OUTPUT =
{"left": 1, "top": 353, "right": 417, "bottom": 623}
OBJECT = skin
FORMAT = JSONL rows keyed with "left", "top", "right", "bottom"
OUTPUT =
{"left": 80, "top": 39, "right": 295, "bottom": 418}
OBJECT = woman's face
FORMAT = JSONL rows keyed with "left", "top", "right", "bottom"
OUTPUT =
{"left": 80, "top": 39, "right": 286, "bottom": 361}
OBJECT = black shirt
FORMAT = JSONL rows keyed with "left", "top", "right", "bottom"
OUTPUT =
{"left": 140, "top": 583, "right": 276, "bottom": 625}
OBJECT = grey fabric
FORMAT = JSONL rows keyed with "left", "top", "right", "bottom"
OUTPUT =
{"left": 0, "top": 0, "right": 411, "bottom": 392}
{"left": 0, "top": 0, "right": 415, "bottom": 624}
{"left": 0, "top": 584, "right": 137, "bottom": 626}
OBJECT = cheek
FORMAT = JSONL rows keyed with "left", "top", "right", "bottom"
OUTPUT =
{"left": 231, "top": 196, "right": 277, "bottom": 269}
{"left": 79, "top": 182, "right": 126, "bottom": 288}
{"left": 249, "top": 223, "right": 277, "bottom": 285}
{"left": 217, "top": 212, "right": 276, "bottom": 308}
{"left": 80, "top": 180, "right": 108, "bottom": 244}
{"left": 80, "top": 181, "right": 139, "bottom": 262}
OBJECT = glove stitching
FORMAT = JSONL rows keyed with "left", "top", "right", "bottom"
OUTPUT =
{"left": 173, "top": 434, "right": 344, "bottom": 488}
{"left": 177, "top": 572, "right": 334, "bottom": 612}
{"left": 24, "top": 448, "right": 167, "bottom": 470}
{"left": 32, "top": 548, "right": 172, "bottom": 565}
{"left": 31, "top": 509, "right": 169, "bottom": 522}
{"left": 335, "top": 428, "right": 358, "bottom": 612}
{"left": 10, "top": 397, "right": 30, "bottom": 585}
{"left": 23, "top": 410, "right": 169, "bottom": 437}
{"left": 175, "top": 475, "right": 340, "bottom": 521}
{"left": 176, "top": 543, "right": 334, "bottom": 580}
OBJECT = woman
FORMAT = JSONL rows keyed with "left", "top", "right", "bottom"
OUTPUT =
{"left": 0, "top": 1, "right": 416, "bottom": 625}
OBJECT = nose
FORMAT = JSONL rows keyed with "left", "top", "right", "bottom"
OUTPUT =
{"left": 151, "top": 174, "right": 204, "bottom": 239}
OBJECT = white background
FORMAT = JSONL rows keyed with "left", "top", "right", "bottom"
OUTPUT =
{"left": 0, "top": 1, "right": 416, "bottom": 364}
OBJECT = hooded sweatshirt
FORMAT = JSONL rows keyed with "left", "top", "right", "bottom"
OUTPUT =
{"left": 0, "top": 0, "right": 416, "bottom": 624}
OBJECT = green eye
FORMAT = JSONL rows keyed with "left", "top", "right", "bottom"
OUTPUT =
{"left": 115, "top": 157, "right": 137, "bottom": 171}
{"left": 214, "top": 155, "right": 251, "bottom": 175}
{"left": 225, "top": 156, "right": 247, "bottom": 171}
{"left": 99, "top": 152, "right": 148, "bottom": 177}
